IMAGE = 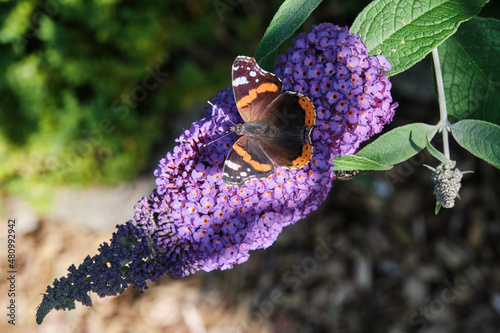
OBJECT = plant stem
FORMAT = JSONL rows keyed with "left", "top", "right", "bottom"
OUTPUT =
{"left": 432, "top": 47, "right": 450, "bottom": 160}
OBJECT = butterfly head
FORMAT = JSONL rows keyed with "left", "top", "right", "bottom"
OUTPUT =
{"left": 230, "top": 123, "right": 245, "bottom": 136}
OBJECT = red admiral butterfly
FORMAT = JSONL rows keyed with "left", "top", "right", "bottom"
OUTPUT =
{"left": 222, "top": 56, "right": 316, "bottom": 186}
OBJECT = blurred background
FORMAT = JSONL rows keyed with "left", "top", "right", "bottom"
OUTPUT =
{"left": 0, "top": 0, "right": 500, "bottom": 332}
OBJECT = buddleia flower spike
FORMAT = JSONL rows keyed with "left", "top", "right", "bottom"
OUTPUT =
{"left": 36, "top": 23, "right": 398, "bottom": 324}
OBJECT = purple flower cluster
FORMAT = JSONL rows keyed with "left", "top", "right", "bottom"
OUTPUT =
{"left": 146, "top": 24, "right": 396, "bottom": 276}
{"left": 149, "top": 86, "right": 332, "bottom": 275}
{"left": 37, "top": 23, "right": 397, "bottom": 324}
{"left": 275, "top": 23, "right": 397, "bottom": 157}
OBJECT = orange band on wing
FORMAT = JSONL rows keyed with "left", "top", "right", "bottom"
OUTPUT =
{"left": 298, "top": 95, "right": 316, "bottom": 127}
{"left": 236, "top": 82, "right": 280, "bottom": 110}
{"left": 291, "top": 142, "right": 313, "bottom": 168}
{"left": 233, "top": 144, "right": 272, "bottom": 172}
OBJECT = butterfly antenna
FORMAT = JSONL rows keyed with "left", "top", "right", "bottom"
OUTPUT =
{"left": 203, "top": 131, "right": 232, "bottom": 147}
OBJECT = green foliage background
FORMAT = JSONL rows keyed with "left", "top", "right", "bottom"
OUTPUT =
{"left": 0, "top": 0, "right": 291, "bottom": 210}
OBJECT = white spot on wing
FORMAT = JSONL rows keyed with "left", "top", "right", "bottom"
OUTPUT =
{"left": 225, "top": 159, "right": 241, "bottom": 170}
{"left": 249, "top": 71, "right": 257, "bottom": 77}
{"left": 232, "top": 76, "right": 249, "bottom": 86}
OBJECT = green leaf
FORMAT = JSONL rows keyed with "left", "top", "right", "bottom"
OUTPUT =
{"left": 356, "top": 123, "right": 439, "bottom": 165}
{"left": 425, "top": 135, "right": 449, "bottom": 163}
{"left": 332, "top": 155, "right": 392, "bottom": 171}
{"left": 439, "top": 17, "right": 500, "bottom": 125}
{"left": 254, "top": 0, "right": 322, "bottom": 71}
{"left": 257, "top": 49, "right": 278, "bottom": 75}
{"left": 450, "top": 119, "right": 500, "bottom": 169}
{"left": 350, "top": 0, "right": 489, "bottom": 76}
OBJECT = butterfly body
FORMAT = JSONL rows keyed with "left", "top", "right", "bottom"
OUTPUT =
{"left": 232, "top": 121, "right": 291, "bottom": 139}
{"left": 222, "top": 56, "right": 316, "bottom": 186}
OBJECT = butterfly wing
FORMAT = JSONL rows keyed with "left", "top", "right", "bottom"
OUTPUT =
{"left": 232, "top": 56, "right": 283, "bottom": 123}
{"left": 257, "top": 91, "right": 316, "bottom": 168}
{"left": 259, "top": 137, "right": 314, "bottom": 169}
{"left": 223, "top": 136, "right": 275, "bottom": 186}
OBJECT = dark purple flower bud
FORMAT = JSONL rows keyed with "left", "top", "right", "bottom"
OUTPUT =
{"left": 309, "top": 80, "right": 322, "bottom": 98}
{"left": 308, "top": 64, "right": 325, "bottom": 79}
{"left": 324, "top": 62, "right": 336, "bottom": 76}
{"left": 193, "top": 227, "right": 213, "bottom": 243}
{"left": 350, "top": 73, "right": 362, "bottom": 87}
{"left": 316, "top": 104, "right": 331, "bottom": 120}
{"left": 346, "top": 106, "right": 360, "bottom": 124}
{"left": 336, "top": 64, "right": 349, "bottom": 79}
{"left": 291, "top": 50, "right": 306, "bottom": 63}
{"left": 294, "top": 35, "right": 308, "bottom": 49}
{"left": 320, "top": 76, "right": 335, "bottom": 93}
{"left": 326, "top": 90, "right": 343, "bottom": 105}
{"left": 294, "top": 79, "right": 309, "bottom": 94}
{"left": 304, "top": 54, "right": 316, "bottom": 67}
{"left": 335, "top": 99, "right": 349, "bottom": 113}
{"left": 284, "top": 61, "right": 295, "bottom": 75}
{"left": 335, "top": 79, "right": 353, "bottom": 95}
{"left": 294, "top": 63, "right": 308, "bottom": 79}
